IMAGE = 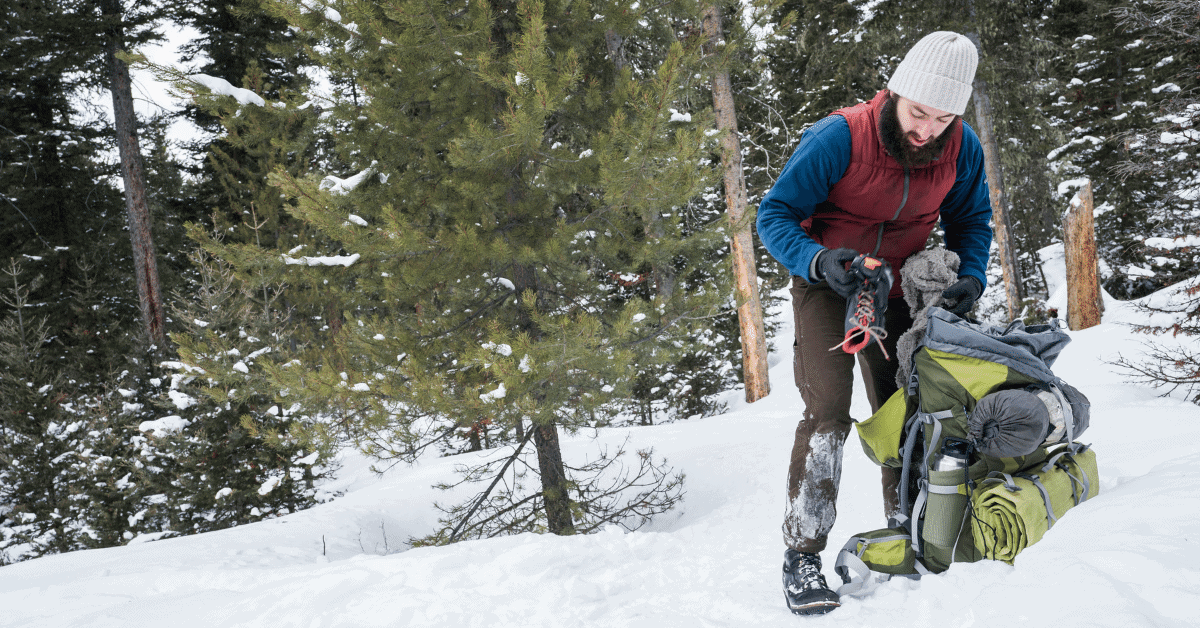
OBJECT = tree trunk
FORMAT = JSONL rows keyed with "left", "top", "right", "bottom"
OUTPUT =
{"left": 103, "top": 0, "right": 166, "bottom": 350}
{"left": 702, "top": 4, "right": 770, "bottom": 403}
{"left": 1064, "top": 180, "right": 1103, "bottom": 330}
{"left": 510, "top": 262, "right": 575, "bottom": 536}
{"left": 965, "top": 32, "right": 1023, "bottom": 321}
{"left": 531, "top": 420, "right": 575, "bottom": 535}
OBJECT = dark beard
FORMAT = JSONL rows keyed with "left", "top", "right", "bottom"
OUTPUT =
{"left": 879, "top": 94, "right": 955, "bottom": 168}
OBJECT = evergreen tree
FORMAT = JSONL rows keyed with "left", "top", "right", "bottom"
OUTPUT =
{"left": 142, "top": 2, "right": 335, "bottom": 533}
{"left": 1044, "top": 0, "right": 1197, "bottom": 299}
{"left": 158, "top": 247, "right": 333, "bottom": 533}
{"left": 1110, "top": 0, "right": 1200, "bottom": 403}
{"left": 202, "top": 0, "right": 731, "bottom": 541}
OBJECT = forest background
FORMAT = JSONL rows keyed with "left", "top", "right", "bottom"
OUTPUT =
{"left": 1, "top": 0, "right": 1196, "bottom": 564}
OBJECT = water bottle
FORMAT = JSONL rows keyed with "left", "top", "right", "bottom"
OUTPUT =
{"left": 932, "top": 438, "right": 971, "bottom": 472}
{"left": 923, "top": 438, "right": 973, "bottom": 560}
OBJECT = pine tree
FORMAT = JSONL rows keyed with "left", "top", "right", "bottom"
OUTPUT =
{"left": 1110, "top": 0, "right": 1200, "bottom": 403}
{"left": 158, "top": 247, "right": 333, "bottom": 533}
{"left": 141, "top": 11, "right": 334, "bottom": 531}
{"left": 1043, "top": 0, "right": 1196, "bottom": 299}
{"left": 201, "top": 0, "right": 732, "bottom": 541}
{"left": 0, "top": 0, "right": 185, "bottom": 561}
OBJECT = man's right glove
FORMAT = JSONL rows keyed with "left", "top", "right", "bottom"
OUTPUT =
{"left": 815, "top": 247, "right": 861, "bottom": 298}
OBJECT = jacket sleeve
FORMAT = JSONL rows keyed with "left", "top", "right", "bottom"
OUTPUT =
{"left": 756, "top": 116, "right": 852, "bottom": 281}
{"left": 938, "top": 122, "right": 994, "bottom": 290}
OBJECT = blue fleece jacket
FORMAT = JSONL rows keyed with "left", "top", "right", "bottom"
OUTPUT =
{"left": 756, "top": 115, "right": 993, "bottom": 289}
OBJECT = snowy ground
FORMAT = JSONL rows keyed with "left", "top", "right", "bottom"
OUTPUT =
{"left": 3, "top": 281, "right": 1200, "bottom": 627}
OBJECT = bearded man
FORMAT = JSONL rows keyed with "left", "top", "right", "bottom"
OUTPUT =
{"left": 756, "top": 31, "right": 994, "bottom": 616}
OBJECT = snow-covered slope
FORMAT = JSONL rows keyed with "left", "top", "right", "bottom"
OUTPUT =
{"left": 3, "top": 288, "right": 1200, "bottom": 628}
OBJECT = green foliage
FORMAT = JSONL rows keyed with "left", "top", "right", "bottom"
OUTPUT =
{"left": 160, "top": 249, "right": 333, "bottom": 533}
{"left": 197, "top": 0, "right": 733, "bottom": 538}
{"left": 1043, "top": 0, "right": 1199, "bottom": 298}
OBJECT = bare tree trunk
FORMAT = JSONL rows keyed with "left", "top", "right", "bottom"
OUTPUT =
{"left": 103, "top": 0, "right": 166, "bottom": 349}
{"left": 1064, "top": 181, "right": 1103, "bottom": 330}
{"left": 702, "top": 3, "right": 770, "bottom": 403}
{"left": 965, "top": 32, "right": 1023, "bottom": 321}
{"left": 532, "top": 420, "right": 575, "bottom": 535}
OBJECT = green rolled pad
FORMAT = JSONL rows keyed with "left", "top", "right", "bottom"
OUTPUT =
{"left": 970, "top": 445, "right": 1099, "bottom": 564}
{"left": 855, "top": 389, "right": 909, "bottom": 468}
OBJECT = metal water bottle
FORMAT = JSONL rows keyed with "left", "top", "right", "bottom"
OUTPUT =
{"left": 923, "top": 437, "right": 973, "bottom": 558}
{"left": 932, "top": 438, "right": 971, "bottom": 472}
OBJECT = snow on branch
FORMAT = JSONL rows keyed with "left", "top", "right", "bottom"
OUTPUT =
{"left": 282, "top": 253, "right": 361, "bottom": 267}
{"left": 190, "top": 74, "right": 266, "bottom": 107}
{"left": 320, "top": 162, "right": 377, "bottom": 195}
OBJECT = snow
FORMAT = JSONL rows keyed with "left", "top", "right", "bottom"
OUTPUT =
{"left": 167, "top": 390, "right": 197, "bottom": 409}
{"left": 137, "top": 415, "right": 190, "bottom": 437}
{"left": 1146, "top": 235, "right": 1200, "bottom": 250}
{"left": 4, "top": 276, "right": 1200, "bottom": 626}
{"left": 1057, "top": 177, "right": 1090, "bottom": 196}
{"left": 490, "top": 277, "right": 516, "bottom": 291}
{"left": 320, "top": 164, "right": 376, "bottom": 195}
{"left": 1161, "top": 129, "right": 1200, "bottom": 145}
{"left": 480, "top": 383, "right": 507, "bottom": 403}
{"left": 190, "top": 74, "right": 266, "bottom": 107}
{"left": 281, "top": 253, "right": 361, "bottom": 267}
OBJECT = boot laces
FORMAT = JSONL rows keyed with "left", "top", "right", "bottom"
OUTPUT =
{"left": 786, "top": 552, "right": 829, "bottom": 593}
{"left": 830, "top": 281, "right": 890, "bottom": 359}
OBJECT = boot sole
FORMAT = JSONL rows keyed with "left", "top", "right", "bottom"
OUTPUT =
{"left": 787, "top": 596, "right": 841, "bottom": 616}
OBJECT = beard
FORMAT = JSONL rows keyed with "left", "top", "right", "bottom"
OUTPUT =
{"left": 879, "top": 93, "right": 956, "bottom": 168}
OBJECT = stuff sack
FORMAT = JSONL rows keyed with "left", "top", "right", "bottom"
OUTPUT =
{"left": 833, "top": 528, "right": 928, "bottom": 596}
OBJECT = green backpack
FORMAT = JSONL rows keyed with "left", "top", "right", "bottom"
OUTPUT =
{"left": 835, "top": 308, "right": 1098, "bottom": 594}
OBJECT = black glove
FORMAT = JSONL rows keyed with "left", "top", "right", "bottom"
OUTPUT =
{"left": 815, "top": 247, "right": 860, "bottom": 298}
{"left": 940, "top": 276, "right": 983, "bottom": 316}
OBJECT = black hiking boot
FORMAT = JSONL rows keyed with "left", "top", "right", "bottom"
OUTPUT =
{"left": 833, "top": 255, "right": 893, "bottom": 357}
{"left": 783, "top": 549, "right": 840, "bottom": 616}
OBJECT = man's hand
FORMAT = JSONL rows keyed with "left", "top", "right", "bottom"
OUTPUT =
{"left": 940, "top": 276, "right": 983, "bottom": 316}
{"left": 816, "top": 247, "right": 861, "bottom": 298}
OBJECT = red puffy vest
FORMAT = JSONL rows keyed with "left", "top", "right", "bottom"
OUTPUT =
{"left": 802, "top": 90, "right": 962, "bottom": 298}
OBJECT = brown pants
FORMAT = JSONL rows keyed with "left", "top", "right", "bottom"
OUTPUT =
{"left": 783, "top": 276, "right": 913, "bottom": 553}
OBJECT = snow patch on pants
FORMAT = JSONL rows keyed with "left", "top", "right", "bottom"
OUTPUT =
{"left": 784, "top": 429, "right": 845, "bottom": 550}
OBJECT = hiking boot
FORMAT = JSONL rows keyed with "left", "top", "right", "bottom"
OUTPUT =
{"left": 783, "top": 549, "right": 840, "bottom": 616}
{"left": 833, "top": 255, "right": 893, "bottom": 356}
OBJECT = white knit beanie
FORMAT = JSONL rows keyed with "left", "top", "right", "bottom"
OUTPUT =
{"left": 886, "top": 31, "right": 978, "bottom": 116}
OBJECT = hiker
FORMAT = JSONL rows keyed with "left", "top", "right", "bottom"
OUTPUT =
{"left": 756, "top": 31, "right": 995, "bottom": 615}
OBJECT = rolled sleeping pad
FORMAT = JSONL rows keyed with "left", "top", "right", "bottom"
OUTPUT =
{"left": 969, "top": 444, "right": 1099, "bottom": 564}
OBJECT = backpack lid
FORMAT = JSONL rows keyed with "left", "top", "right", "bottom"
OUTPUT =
{"left": 921, "top": 308, "right": 1071, "bottom": 383}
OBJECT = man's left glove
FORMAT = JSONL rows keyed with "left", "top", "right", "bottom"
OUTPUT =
{"left": 940, "top": 276, "right": 983, "bottom": 316}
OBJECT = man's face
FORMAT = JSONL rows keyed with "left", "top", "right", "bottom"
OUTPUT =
{"left": 879, "top": 92, "right": 958, "bottom": 168}
{"left": 894, "top": 97, "right": 956, "bottom": 148}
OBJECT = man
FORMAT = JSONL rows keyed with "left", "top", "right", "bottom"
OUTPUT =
{"left": 756, "top": 31, "right": 994, "bottom": 615}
